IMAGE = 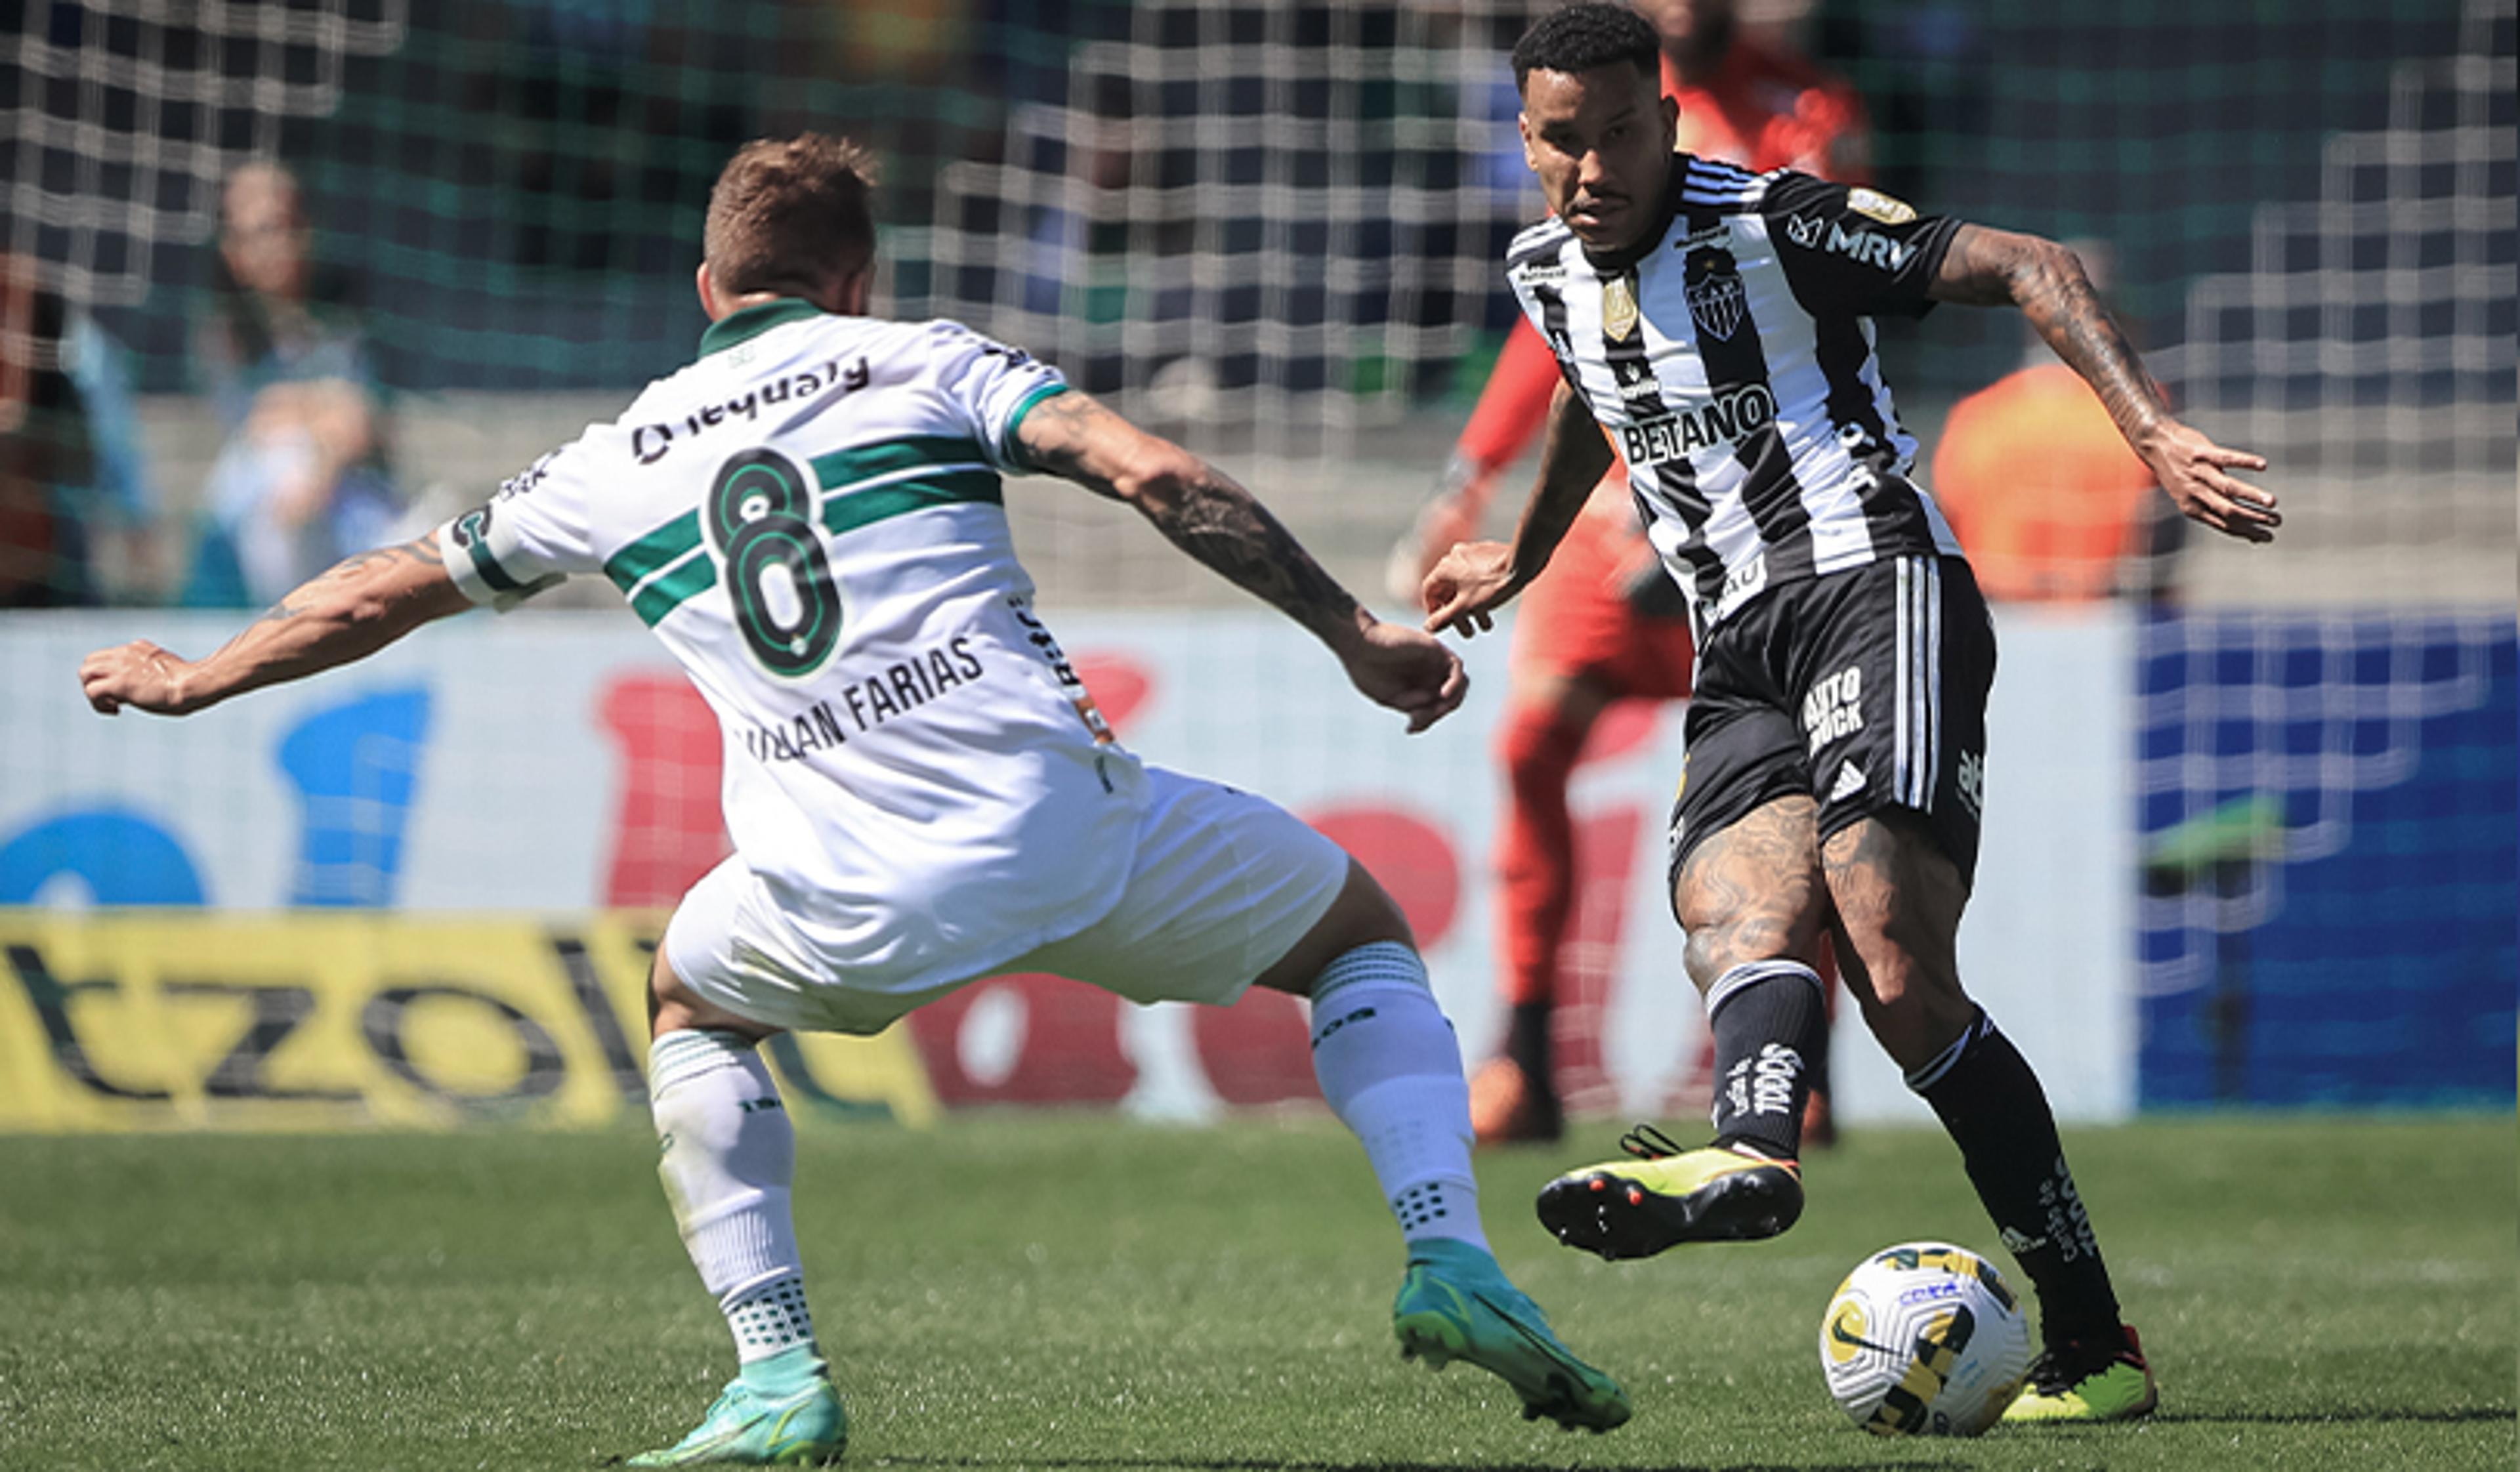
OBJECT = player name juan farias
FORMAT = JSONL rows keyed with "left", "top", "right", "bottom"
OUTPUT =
{"left": 1618, "top": 383, "right": 1776, "bottom": 467}
{"left": 741, "top": 633, "right": 987, "bottom": 765}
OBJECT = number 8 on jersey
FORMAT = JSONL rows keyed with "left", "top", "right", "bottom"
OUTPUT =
{"left": 708, "top": 448, "right": 842, "bottom": 679}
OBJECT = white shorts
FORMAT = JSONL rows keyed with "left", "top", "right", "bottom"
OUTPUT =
{"left": 662, "top": 765, "right": 1353, "bottom": 1035}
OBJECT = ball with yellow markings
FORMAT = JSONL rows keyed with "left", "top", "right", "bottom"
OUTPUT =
{"left": 1818, "top": 1240, "right": 2032, "bottom": 1436}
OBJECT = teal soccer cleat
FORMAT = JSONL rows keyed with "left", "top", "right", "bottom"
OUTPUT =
{"left": 1391, "top": 1238, "right": 1632, "bottom": 1433}
{"left": 627, "top": 1374, "right": 847, "bottom": 1466}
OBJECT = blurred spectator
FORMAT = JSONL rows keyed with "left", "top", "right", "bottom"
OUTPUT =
{"left": 0, "top": 256, "right": 100, "bottom": 606}
{"left": 64, "top": 303, "right": 168, "bottom": 602}
{"left": 187, "top": 161, "right": 400, "bottom": 608}
{"left": 1637, "top": 0, "right": 1870, "bottom": 180}
{"left": 1931, "top": 242, "right": 2183, "bottom": 603}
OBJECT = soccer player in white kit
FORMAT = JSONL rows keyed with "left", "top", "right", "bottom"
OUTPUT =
{"left": 79, "top": 135, "right": 1631, "bottom": 1464}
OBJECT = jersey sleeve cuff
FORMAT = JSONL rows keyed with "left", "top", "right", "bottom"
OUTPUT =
{"left": 999, "top": 382, "right": 1072, "bottom": 471}
{"left": 1899, "top": 217, "right": 1966, "bottom": 320}
{"left": 438, "top": 508, "right": 562, "bottom": 612}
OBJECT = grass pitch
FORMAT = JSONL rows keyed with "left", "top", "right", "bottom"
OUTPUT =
{"left": 1, "top": 1114, "right": 2510, "bottom": 1471}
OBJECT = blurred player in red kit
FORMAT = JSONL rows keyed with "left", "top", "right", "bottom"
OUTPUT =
{"left": 1391, "top": 0, "right": 1867, "bottom": 1144}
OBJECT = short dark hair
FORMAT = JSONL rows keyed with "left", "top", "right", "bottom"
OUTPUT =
{"left": 1511, "top": 3, "right": 1662, "bottom": 91}
{"left": 704, "top": 134, "right": 879, "bottom": 300}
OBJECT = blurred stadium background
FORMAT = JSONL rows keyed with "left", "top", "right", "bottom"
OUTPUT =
{"left": 0, "top": 0, "right": 2510, "bottom": 1128}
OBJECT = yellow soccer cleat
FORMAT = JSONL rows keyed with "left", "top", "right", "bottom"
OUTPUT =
{"left": 1535, "top": 1125, "right": 1803, "bottom": 1261}
{"left": 2003, "top": 1324, "right": 2159, "bottom": 1424}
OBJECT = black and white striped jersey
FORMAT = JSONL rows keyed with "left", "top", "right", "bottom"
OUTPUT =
{"left": 1506, "top": 154, "right": 1969, "bottom": 629}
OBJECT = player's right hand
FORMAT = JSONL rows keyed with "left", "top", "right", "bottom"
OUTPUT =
{"left": 1341, "top": 618, "right": 1469, "bottom": 734}
{"left": 80, "top": 640, "right": 199, "bottom": 717}
{"left": 1420, "top": 539, "right": 1521, "bottom": 639}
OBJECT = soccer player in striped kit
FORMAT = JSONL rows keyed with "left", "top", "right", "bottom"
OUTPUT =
{"left": 1392, "top": 0, "right": 1872, "bottom": 1148}
{"left": 1423, "top": 5, "right": 2278, "bottom": 1425}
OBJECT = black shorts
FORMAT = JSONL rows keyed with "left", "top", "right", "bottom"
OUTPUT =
{"left": 1668, "top": 555, "right": 1996, "bottom": 893}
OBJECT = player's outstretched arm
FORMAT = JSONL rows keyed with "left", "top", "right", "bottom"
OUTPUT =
{"left": 1419, "top": 379, "right": 1614, "bottom": 637}
{"left": 81, "top": 533, "right": 474, "bottom": 717}
{"left": 1382, "top": 320, "right": 1564, "bottom": 602}
{"left": 1930, "top": 224, "right": 2279, "bottom": 544}
{"left": 1016, "top": 389, "right": 1467, "bottom": 733}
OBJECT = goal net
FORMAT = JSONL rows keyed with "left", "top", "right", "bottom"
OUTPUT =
{"left": 0, "top": 0, "right": 2508, "bottom": 1116}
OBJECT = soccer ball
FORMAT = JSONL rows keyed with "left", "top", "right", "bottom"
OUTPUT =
{"left": 1818, "top": 1242, "right": 2032, "bottom": 1437}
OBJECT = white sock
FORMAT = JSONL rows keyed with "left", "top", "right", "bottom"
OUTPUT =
{"left": 1307, "top": 942, "right": 1490, "bottom": 1253}
{"left": 648, "top": 1028, "right": 818, "bottom": 1365}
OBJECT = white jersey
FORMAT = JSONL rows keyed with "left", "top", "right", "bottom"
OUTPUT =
{"left": 440, "top": 299, "right": 1148, "bottom": 994}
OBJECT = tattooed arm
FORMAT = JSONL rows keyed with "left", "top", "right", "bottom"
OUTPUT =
{"left": 81, "top": 533, "right": 474, "bottom": 717}
{"left": 1015, "top": 389, "right": 1466, "bottom": 732}
{"left": 1931, "top": 225, "right": 2279, "bottom": 543}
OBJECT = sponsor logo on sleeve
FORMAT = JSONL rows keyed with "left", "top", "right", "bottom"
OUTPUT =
{"left": 1846, "top": 186, "right": 1918, "bottom": 224}
{"left": 1822, "top": 222, "right": 1914, "bottom": 272}
{"left": 497, "top": 453, "right": 556, "bottom": 500}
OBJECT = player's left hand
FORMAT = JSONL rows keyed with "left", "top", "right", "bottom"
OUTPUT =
{"left": 1341, "top": 618, "right": 1468, "bottom": 734}
{"left": 1420, "top": 539, "right": 1521, "bottom": 638}
{"left": 81, "top": 640, "right": 200, "bottom": 716}
{"left": 2141, "top": 419, "right": 2277, "bottom": 543}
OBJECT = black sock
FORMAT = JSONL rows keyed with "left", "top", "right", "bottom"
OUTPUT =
{"left": 1911, "top": 1009, "right": 2122, "bottom": 1347}
{"left": 1503, "top": 1001, "right": 1553, "bottom": 1085}
{"left": 1705, "top": 961, "right": 1826, "bottom": 1160}
{"left": 1805, "top": 990, "right": 1833, "bottom": 1100}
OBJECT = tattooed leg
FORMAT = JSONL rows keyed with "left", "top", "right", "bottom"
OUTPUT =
{"left": 1671, "top": 797, "right": 1832, "bottom": 1159}
{"left": 1825, "top": 807, "right": 2130, "bottom": 1350}
{"left": 1673, "top": 795, "right": 1831, "bottom": 993}
{"left": 1817, "top": 809, "right": 1975, "bottom": 1071}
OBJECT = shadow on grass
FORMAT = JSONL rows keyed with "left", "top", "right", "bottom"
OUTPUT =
{"left": 861, "top": 1460, "right": 1969, "bottom": 1472}
{"left": 2147, "top": 1407, "right": 2515, "bottom": 1426}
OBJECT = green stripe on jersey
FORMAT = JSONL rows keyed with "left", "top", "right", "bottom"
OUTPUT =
{"left": 810, "top": 435, "right": 990, "bottom": 491}
{"left": 604, "top": 510, "right": 702, "bottom": 593}
{"left": 605, "top": 440, "right": 1005, "bottom": 627}
{"left": 820, "top": 469, "right": 1003, "bottom": 536}
{"left": 626, "top": 550, "right": 715, "bottom": 628}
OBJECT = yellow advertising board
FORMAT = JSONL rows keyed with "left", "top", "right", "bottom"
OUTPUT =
{"left": 0, "top": 911, "right": 934, "bottom": 1132}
